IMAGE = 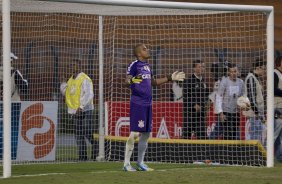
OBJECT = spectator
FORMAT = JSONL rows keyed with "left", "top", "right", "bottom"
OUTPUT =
{"left": 208, "top": 62, "right": 228, "bottom": 139}
{"left": 0, "top": 52, "right": 28, "bottom": 101}
{"left": 0, "top": 52, "right": 28, "bottom": 160}
{"left": 244, "top": 59, "right": 266, "bottom": 145}
{"left": 182, "top": 60, "right": 209, "bottom": 139}
{"left": 215, "top": 63, "right": 245, "bottom": 140}
{"left": 171, "top": 81, "right": 183, "bottom": 102}
{"left": 60, "top": 59, "right": 96, "bottom": 161}
{"left": 274, "top": 55, "right": 282, "bottom": 161}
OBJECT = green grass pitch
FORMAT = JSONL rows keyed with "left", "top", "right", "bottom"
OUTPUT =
{"left": 1, "top": 161, "right": 282, "bottom": 184}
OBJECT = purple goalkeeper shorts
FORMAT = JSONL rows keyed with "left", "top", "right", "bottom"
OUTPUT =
{"left": 130, "top": 102, "right": 152, "bottom": 132}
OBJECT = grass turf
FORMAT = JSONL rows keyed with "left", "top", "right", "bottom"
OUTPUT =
{"left": 0, "top": 161, "right": 282, "bottom": 184}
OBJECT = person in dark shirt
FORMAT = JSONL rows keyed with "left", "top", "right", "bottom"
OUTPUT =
{"left": 182, "top": 60, "right": 209, "bottom": 139}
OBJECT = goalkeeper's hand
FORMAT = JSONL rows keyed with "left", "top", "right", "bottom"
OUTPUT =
{"left": 167, "top": 71, "right": 185, "bottom": 82}
{"left": 130, "top": 75, "right": 143, "bottom": 84}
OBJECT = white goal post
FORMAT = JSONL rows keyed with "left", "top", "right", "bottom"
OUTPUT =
{"left": 1, "top": 0, "right": 274, "bottom": 178}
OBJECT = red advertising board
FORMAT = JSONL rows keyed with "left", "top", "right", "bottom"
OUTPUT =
{"left": 106, "top": 101, "right": 248, "bottom": 139}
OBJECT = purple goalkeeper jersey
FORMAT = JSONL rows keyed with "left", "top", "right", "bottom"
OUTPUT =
{"left": 127, "top": 60, "right": 153, "bottom": 106}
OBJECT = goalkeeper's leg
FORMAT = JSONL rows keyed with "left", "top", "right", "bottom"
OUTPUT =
{"left": 137, "top": 132, "right": 150, "bottom": 164}
{"left": 124, "top": 132, "right": 139, "bottom": 167}
{"left": 136, "top": 132, "right": 154, "bottom": 171}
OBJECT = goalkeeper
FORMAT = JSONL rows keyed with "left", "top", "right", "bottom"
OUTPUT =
{"left": 123, "top": 44, "right": 185, "bottom": 171}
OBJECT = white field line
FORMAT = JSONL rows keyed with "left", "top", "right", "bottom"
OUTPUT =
{"left": 0, "top": 172, "right": 67, "bottom": 179}
{"left": 0, "top": 167, "right": 209, "bottom": 179}
{"left": 0, "top": 165, "right": 265, "bottom": 179}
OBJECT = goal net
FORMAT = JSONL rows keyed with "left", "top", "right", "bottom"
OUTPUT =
{"left": 0, "top": 0, "right": 274, "bottom": 170}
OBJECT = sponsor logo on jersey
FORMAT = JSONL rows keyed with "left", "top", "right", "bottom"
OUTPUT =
{"left": 141, "top": 74, "right": 151, "bottom": 79}
{"left": 143, "top": 66, "right": 150, "bottom": 72}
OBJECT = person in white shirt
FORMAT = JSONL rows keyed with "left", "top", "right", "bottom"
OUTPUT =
{"left": 0, "top": 53, "right": 28, "bottom": 101}
{"left": 215, "top": 63, "right": 245, "bottom": 140}
{"left": 208, "top": 61, "right": 229, "bottom": 139}
{"left": 171, "top": 81, "right": 183, "bottom": 102}
{"left": 60, "top": 59, "right": 95, "bottom": 161}
{"left": 0, "top": 52, "right": 28, "bottom": 160}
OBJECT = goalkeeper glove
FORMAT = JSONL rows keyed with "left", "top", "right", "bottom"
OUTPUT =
{"left": 130, "top": 75, "right": 143, "bottom": 84}
{"left": 167, "top": 71, "right": 185, "bottom": 82}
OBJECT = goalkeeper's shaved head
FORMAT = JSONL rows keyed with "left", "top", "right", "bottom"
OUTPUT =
{"left": 133, "top": 44, "right": 150, "bottom": 61}
{"left": 134, "top": 44, "right": 144, "bottom": 58}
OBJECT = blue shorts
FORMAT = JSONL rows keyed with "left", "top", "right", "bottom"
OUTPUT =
{"left": 130, "top": 102, "right": 152, "bottom": 132}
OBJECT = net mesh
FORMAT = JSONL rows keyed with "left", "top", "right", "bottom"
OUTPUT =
{"left": 0, "top": 0, "right": 268, "bottom": 166}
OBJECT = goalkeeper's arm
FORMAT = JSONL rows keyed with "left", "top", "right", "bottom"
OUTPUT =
{"left": 152, "top": 71, "right": 185, "bottom": 86}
